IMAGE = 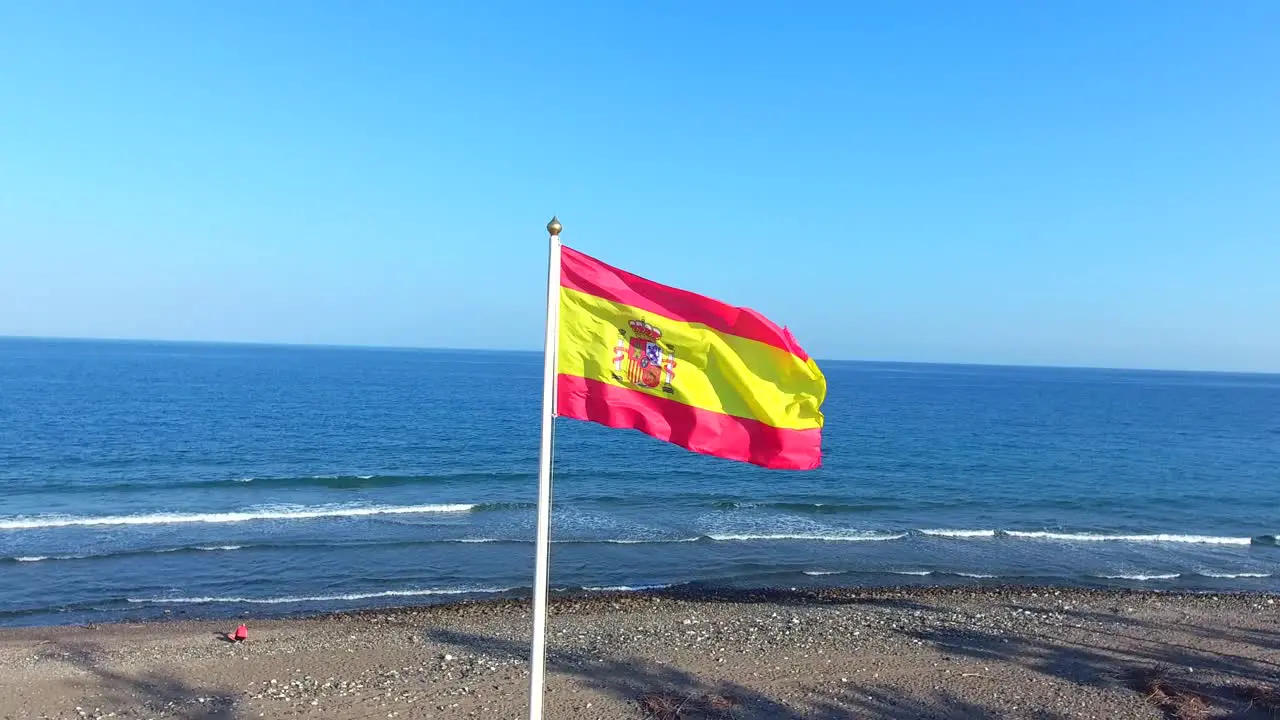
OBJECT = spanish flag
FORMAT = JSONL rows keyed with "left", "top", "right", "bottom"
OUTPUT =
{"left": 556, "top": 247, "right": 826, "bottom": 470}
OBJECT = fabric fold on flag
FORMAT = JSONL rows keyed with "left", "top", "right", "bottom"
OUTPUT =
{"left": 555, "top": 246, "right": 826, "bottom": 470}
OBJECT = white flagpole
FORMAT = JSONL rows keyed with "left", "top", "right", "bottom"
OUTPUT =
{"left": 528, "top": 216, "right": 563, "bottom": 720}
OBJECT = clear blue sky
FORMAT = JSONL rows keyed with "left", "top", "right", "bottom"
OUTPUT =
{"left": 2, "top": 2, "right": 1277, "bottom": 372}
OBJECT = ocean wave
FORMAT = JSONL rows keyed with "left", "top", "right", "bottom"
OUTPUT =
{"left": 805, "top": 569, "right": 999, "bottom": 579}
{"left": 885, "top": 570, "right": 1001, "bottom": 579}
{"left": 7, "top": 553, "right": 94, "bottom": 563}
{"left": 582, "top": 584, "right": 672, "bottom": 592}
{"left": 916, "top": 529, "right": 1255, "bottom": 544}
{"left": 600, "top": 537, "right": 702, "bottom": 544}
{"left": 920, "top": 529, "right": 997, "bottom": 538}
{"left": 428, "top": 533, "right": 901, "bottom": 545}
{"left": 713, "top": 501, "right": 899, "bottom": 514}
{"left": 795, "top": 568, "right": 1269, "bottom": 584}
{"left": 471, "top": 502, "right": 538, "bottom": 512}
{"left": 459, "top": 537, "right": 701, "bottom": 545}
{"left": 4, "top": 544, "right": 247, "bottom": 564}
{"left": 8, "top": 472, "right": 535, "bottom": 496}
{"left": 128, "top": 587, "right": 518, "bottom": 604}
{"left": 5, "top": 534, "right": 853, "bottom": 563}
{"left": 1003, "top": 531, "right": 1250, "bottom": 545}
{"left": 705, "top": 532, "right": 907, "bottom": 542}
{"left": 0, "top": 504, "right": 476, "bottom": 530}
{"left": 7, "top": 541, "right": 458, "bottom": 563}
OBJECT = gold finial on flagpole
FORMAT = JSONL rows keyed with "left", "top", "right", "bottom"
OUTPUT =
{"left": 547, "top": 216, "right": 562, "bottom": 237}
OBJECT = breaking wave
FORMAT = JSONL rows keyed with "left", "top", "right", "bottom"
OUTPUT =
{"left": 472, "top": 502, "right": 538, "bottom": 512}
{"left": 4, "top": 545, "right": 244, "bottom": 563}
{"left": 705, "top": 532, "right": 907, "bottom": 542}
{"left": 916, "top": 529, "right": 1260, "bottom": 544}
{"left": 1002, "top": 531, "right": 1250, "bottom": 545}
{"left": 7, "top": 472, "right": 535, "bottom": 496}
{"left": 0, "top": 504, "right": 477, "bottom": 530}
{"left": 128, "top": 587, "right": 518, "bottom": 604}
{"left": 920, "top": 529, "right": 997, "bottom": 538}
{"left": 712, "top": 501, "right": 901, "bottom": 514}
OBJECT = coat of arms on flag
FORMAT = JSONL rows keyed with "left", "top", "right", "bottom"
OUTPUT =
{"left": 612, "top": 319, "right": 677, "bottom": 393}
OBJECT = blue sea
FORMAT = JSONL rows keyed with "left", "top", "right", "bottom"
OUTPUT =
{"left": 2, "top": 338, "right": 1278, "bottom": 628}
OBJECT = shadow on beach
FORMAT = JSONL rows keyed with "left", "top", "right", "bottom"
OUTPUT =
{"left": 897, "top": 603, "right": 1280, "bottom": 719}
{"left": 429, "top": 626, "right": 900, "bottom": 719}
{"left": 12, "top": 587, "right": 1280, "bottom": 720}
{"left": 426, "top": 625, "right": 1074, "bottom": 719}
{"left": 645, "top": 583, "right": 937, "bottom": 612}
{"left": 38, "top": 639, "right": 241, "bottom": 719}
{"left": 426, "top": 587, "right": 1280, "bottom": 719}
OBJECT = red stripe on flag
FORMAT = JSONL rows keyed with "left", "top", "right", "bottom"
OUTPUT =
{"left": 556, "top": 374, "right": 822, "bottom": 471}
{"left": 561, "top": 246, "right": 811, "bottom": 362}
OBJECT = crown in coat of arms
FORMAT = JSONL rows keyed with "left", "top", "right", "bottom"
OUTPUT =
{"left": 629, "top": 320, "right": 662, "bottom": 341}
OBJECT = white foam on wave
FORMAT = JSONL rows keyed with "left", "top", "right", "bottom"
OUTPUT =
{"left": 233, "top": 478, "right": 254, "bottom": 483}
{"left": 1096, "top": 573, "right": 1181, "bottom": 581}
{"left": 604, "top": 537, "right": 701, "bottom": 545}
{"left": 457, "top": 537, "right": 701, "bottom": 545}
{"left": 920, "top": 529, "right": 996, "bottom": 538}
{"left": 357, "top": 475, "right": 374, "bottom": 480}
{"left": 13, "top": 554, "right": 100, "bottom": 562}
{"left": 1005, "top": 531, "right": 1249, "bottom": 545}
{"left": 583, "top": 584, "right": 672, "bottom": 592}
{"left": 129, "top": 587, "right": 516, "bottom": 605}
{"left": 11, "top": 545, "right": 246, "bottom": 562}
{"left": 891, "top": 570, "right": 933, "bottom": 576}
{"left": 706, "top": 533, "right": 906, "bottom": 542}
{"left": 802, "top": 570, "right": 844, "bottom": 576}
{"left": 956, "top": 572, "right": 999, "bottom": 579}
{"left": 0, "top": 504, "right": 476, "bottom": 530}
{"left": 1199, "top": 572, "right": 1272, "bottom": 579}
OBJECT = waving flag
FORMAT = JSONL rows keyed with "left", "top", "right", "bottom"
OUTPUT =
{"left": 555, "top": 246, "right": 826, "bottom": 470}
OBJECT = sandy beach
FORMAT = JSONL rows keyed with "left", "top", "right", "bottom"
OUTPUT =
{"left": 2, "top": 587, "right": 1279, "bottom": 719}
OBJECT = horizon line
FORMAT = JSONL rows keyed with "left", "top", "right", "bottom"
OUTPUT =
{"left": 2, "top": 334, "right": 1276, "bottom": 378}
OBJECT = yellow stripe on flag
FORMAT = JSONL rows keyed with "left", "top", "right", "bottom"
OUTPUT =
{"left": 557, "top": 287, "right": 825, "bottom": 431}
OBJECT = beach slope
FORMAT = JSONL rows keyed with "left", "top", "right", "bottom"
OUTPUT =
{"left": 2, "top": 588, "right": 1278, "bottom": 719}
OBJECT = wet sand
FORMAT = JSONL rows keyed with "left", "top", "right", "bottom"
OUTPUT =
{"left": 2, "top": 587, "right": 1279, "bottom": 719}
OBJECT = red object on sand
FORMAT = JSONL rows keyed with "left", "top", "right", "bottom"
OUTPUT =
{"left": 234, "top": 624, "right": 248, "bottom": 641}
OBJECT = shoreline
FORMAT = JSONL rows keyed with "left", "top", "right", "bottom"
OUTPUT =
{"left": 4, "top": 586, "right": 1279, "bottom": 719}
{"left": 8, "top": 581, "right": 1280, "bottom": 632}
